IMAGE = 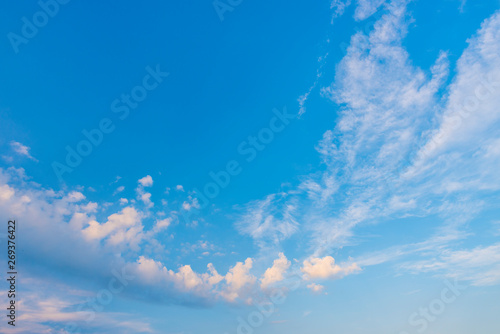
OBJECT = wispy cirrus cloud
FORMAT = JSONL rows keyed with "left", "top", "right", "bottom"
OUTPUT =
{"left": 353, "top": 0, "right": 387, "bottom": 20}
{"left": 238, "top": 1, "right": 500, "bottom": 289}
{"left": 236, "top": 192, "right": 300, "bottom": 252}
{"left": 3, "top": 141, "right": 38, "bottom": 162}
{"left": 399, "top": 243, "right": 500, "bottom": 286}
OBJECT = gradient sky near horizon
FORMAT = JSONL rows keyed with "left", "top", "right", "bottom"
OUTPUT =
{"left": 1, "top": 0, "right": 500, "bottom": 333}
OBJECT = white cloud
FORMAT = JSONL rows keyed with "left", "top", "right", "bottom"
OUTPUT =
{"left": 10, "top": 140, "right": 37, "bottom": 161}
{"left": 240, "top": 0, "right": 464, "bottom": 265}
{"left": 174, "top": 264, "right": 204, "bottom": 290}
{"left": 353, "top": 0, "right": 386, "bottom": 21}
{"left": 331, "top": 0, "right": 388, "bottom": 22}
{"left": 176, "top": 185, "right": 184, "bottom": 191}
{"left": 2, "top": 155, "right": 13, "bottom": 163}
{"left": 66, "top": 191, "right": 85, "bottom": 202}
{"left": 297, "top": 89, "right": 311, "bottom": 116}
{"left": 331, "top": 0, "right": 352, "bottom": 20}
{"left": 1, "top": 1, "right": 499, "bottom": 317}
{"left": 401, "top": 243, "right": 500, "bottom": 286}
{"left": 138, "top": 175, "right": 153, "bottom": 187}
{"left": 301, "top": 256, "right": 360, "bottom": 280}
{"left": 132, "top": 255, "right": 262, "bottom": 303}
{"left": 459, "top": 0, "right": 467, "bottom": 12}
{"left": 307, "top": 283, "right": 325, "bottom": 294}
{"left": 135, "top": 178, "right": 154, "bottom": 208}
{"left": 83, "top": 207, "right": 142, "bottom": 247}
{"left": 260, "top": 253, "right": 291, "bottom": 289}
{"left": 0, "top": 184, "right": 15, "bottom": 201}
{"left": 153, "top": 217, "right": 172, "bottom": 233}
{"left": 236, "top": 193, "right": 299, "bottom": 251}
{"left": 182, "top": 196, "right": 200, "bottom": 211}
{"left": 409, "top": 10, "right": 500, "bottom": 176}
{"left": 329, "top": 10, "right": 500, "bottom": 282}
{"left": 289, "top": 0, "right": 457, "bottom": 256}
{"left": 388, "top": 196, "right": 416, "bottom": 211}
{"left": 204, "top": 263, "right": 224, "bottom": 286}
{"left": 139, "top": 192, "right": 153, "bottom": 207}
{"left": 299, "top": 170, "right": 338, "bottom": 206}
{"left": 81, "top": 201, "right": 98, "bottom": 213}
{"left": 0, "top": 167, "right": 273, "bottom": 306}
{"left": 222, "top": 258, "right": 257, "bottom": 302}
{"left": 297, "top": 49, "right": 329, "bottom": 116}
{"left": 114, "top": 185, "right": 125, "bottom": 195}
{"left": 7, "top": 278, "right": 154, "bottom": 334}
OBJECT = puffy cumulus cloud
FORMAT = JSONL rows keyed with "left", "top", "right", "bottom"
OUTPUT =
{"left": 139, "top": 191, "right": 153, "bottom": 208}
{"left": 0, "top": 168, "right": 368, "bottom": 315}
{"left": 165, "top": 253, "right": 310, "bottom": 298}
{"left": 66, "top": 191, "right": 86, "bottom": 202}
{"left": 225, "top": 258, "right": 256, "bottom": 290}
{"left": 175, "top": 265, "right": 205, "bottom": 290}
{"left": 307, "top": 283, "right": 325, "bottom": 294}
{"left": 132, "top": 256, "right": 246, "bottom": 303}
{"left": 0, "top": 184, "right": 15, "bottom": 200}
{"left": 260, "top": 253, "right": 291, "bottom": 289}
{"left": 134, "top": 175, "right": 155, "bottom": 208}
{"left": 138, "top": 175, "right": 153, "bottom": 187}
{"left": 136, "top": 180, "right": 154, "bottom": 208}
{"left": 132, "top": 255, "right": 297, "bottom": 304}
{"left": 108, "top": 225, "right": 144, "bottom": 251}
{"left": 0, "top": 167, "right": 286, "bottom": 309}
{"left": 133, "top": 256, "right": 167, "bottom": 285}
{"left": 182, "top": 196, "right": 200, "bottom": 211}
{"left": 221, "top": 258, "right": 257, "bottom": 302}
{"left": 134, "top": 256, "right": 205, "bottom": 291}
{"left": 153, "top": 217, "right": 172, "bottom": 233}
{"left": 0, "top": 167, "right": 169, "bottom": 264}
{"left": 0, "top": 167, "right": 298, "bottom": 308}
{"left": 204, "top": 263, "right": 224, "bottom": 286}
{"left": 83, "top": 207, "right": 142, "bottom": 243}
{"left": 68, "top": 212, "right": 94, "bottom": 231}
{"left": 301, "top": 256, "right": 361, "bottom": 280}
{"left": 0, "top": 168, "right": 131, "bottom": 289}
{"left": 81, "top": 201, "right": 98, "bottom": 213}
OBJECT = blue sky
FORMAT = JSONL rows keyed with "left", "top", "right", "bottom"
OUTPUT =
{"left": 1, "top": 0, "right": 500, "bottom": 333}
